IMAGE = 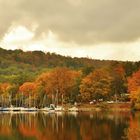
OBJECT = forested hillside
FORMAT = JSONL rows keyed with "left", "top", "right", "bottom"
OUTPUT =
{"left": 0, "top": 47, "right": 140, "bottom": 84}
{"left": 0, "top": 47, "right": 140, "bottom": 107}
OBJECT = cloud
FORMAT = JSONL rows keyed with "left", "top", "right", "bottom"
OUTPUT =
{"left": 0, "top": 26, "right": 140, "bottom": 61}
{"left": 0, "top": 0, "right": 140, "bottom": 44}
{"left": 0, "top": 0, "right": 140, "bottom": 61}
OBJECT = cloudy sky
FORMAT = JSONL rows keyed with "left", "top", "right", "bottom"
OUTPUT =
{"left": 0, "top": 0, "right": 140, "bottom": 61}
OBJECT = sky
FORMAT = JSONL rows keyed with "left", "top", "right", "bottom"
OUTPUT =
{"left": 0, "top": 0, "right": 140, "bottom": 61}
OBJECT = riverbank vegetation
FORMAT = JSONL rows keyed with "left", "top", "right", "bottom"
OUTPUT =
{"left": 0, "top": 47, "right": 140, "bottom": 109}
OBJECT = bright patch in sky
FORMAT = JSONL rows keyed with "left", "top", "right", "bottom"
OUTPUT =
{"left": 3, "top": 26, "right": 34, "bottom": 43}
{"left": 0, "top": 26, "right": 140, "bottom": 61}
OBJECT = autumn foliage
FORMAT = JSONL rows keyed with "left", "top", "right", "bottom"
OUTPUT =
{"left": 19, "top": 82, "right": 37, "bottom": 96}
{"left": 0, "top": 48, "right": 139, "bottom": 107}
{"left": 128, "top": 69, "right": 140, "bottom": 103}
{"left": 36, "top": 67, "right": 81, "bottom": 104}
{"left": 128, "top": 69, "right": 140, "bottom": 94}
{"left": 80, "top": 69, "right": 112, "bottom": 102}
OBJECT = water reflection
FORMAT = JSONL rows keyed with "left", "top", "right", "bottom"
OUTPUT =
{"left": 123, "top": 112, "right": 140, "bottom": 140}
{"left": 0, "top": 111, "right": 138, "bottom": 140}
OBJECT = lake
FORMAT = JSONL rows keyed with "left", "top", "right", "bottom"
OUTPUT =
{"left": 0, "top": 111, "right": 139, "bottom": 140}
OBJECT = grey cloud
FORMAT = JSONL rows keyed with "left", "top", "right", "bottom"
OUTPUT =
{"left": 0, "top": 0, "right": 140, "bottom": 44}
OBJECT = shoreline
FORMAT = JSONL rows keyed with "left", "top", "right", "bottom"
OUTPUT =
{"left": 76, "top": 102, "right": 131, "bottom": 112}
{"left": 0, "top": 102, "right": 132, "bottom": 113}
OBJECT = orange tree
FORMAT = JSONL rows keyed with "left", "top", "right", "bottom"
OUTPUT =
{"left": 36, "top": 67, "right": 81, "bottom": 105}
{"left": 19, "top": 82, "right": 38, "bottom": 107}
{"left": 128, "top": 69, "right": 140, "bottom": 105}
{"left": 36, "top": 72, "right": 52, "bottom": 107}
{"left": 80, "top": 69, "right": 112, "bottom": 102}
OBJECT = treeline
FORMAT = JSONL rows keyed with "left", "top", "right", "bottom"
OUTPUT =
{"left": 0, "top": 47, "right": 140, "bottom": 107}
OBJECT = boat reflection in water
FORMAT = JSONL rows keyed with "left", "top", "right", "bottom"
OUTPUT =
{"left": 0, "top": 111, "right": 139, "bottom": 140}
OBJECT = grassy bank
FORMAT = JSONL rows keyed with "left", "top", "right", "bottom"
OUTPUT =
{"left": 68, "top": 102, "right": 131, "bottom": 112}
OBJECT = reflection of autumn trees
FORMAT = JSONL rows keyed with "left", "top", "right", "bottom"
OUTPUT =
{"left": 0, "top": 114, "right": 13, "bottom": 136}
{"left": 0, "top": 112, "right": 135, "bottom": 140}
{"left": 19, "top": 124, "right": 39, "bottom": 138}
{"left": 18, "top": 113, "right": 78, "bottom": 140}
{"left": 0, "top": 113, "right": 79, "bottom": 140}
{"left": 124, "top": 113, "right": 140, "bottom": 140}
{"left": 78, "top": 112, "right": 129, "bottom": 140}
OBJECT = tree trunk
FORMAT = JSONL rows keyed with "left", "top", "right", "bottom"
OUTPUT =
{"left": 61, "top": 94, "right": 63, "bottom": 107}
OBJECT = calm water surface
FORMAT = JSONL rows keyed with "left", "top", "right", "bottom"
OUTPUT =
{"left": 0, "top": 111, "right": 139, "bottom": 140}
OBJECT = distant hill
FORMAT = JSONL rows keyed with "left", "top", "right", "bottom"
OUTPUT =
{"left": 0, "top": 47, "right": 140, "bottom": 84}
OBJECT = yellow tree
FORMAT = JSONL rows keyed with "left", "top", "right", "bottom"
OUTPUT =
{"left": 0, "top": 83, "right": 11, "bottom": 107}
{"left": 80, "top": 69, "right": 112, "bottom": 102}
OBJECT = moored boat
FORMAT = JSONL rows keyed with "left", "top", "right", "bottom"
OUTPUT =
{"left": 40, "top": 107, "right": 51, "bottom": 111}
{"left": 25, "top": 107, "right": 38, "bottom": 112}
{"left": 1, "top": 107, "right": 22, "bottom": 112}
